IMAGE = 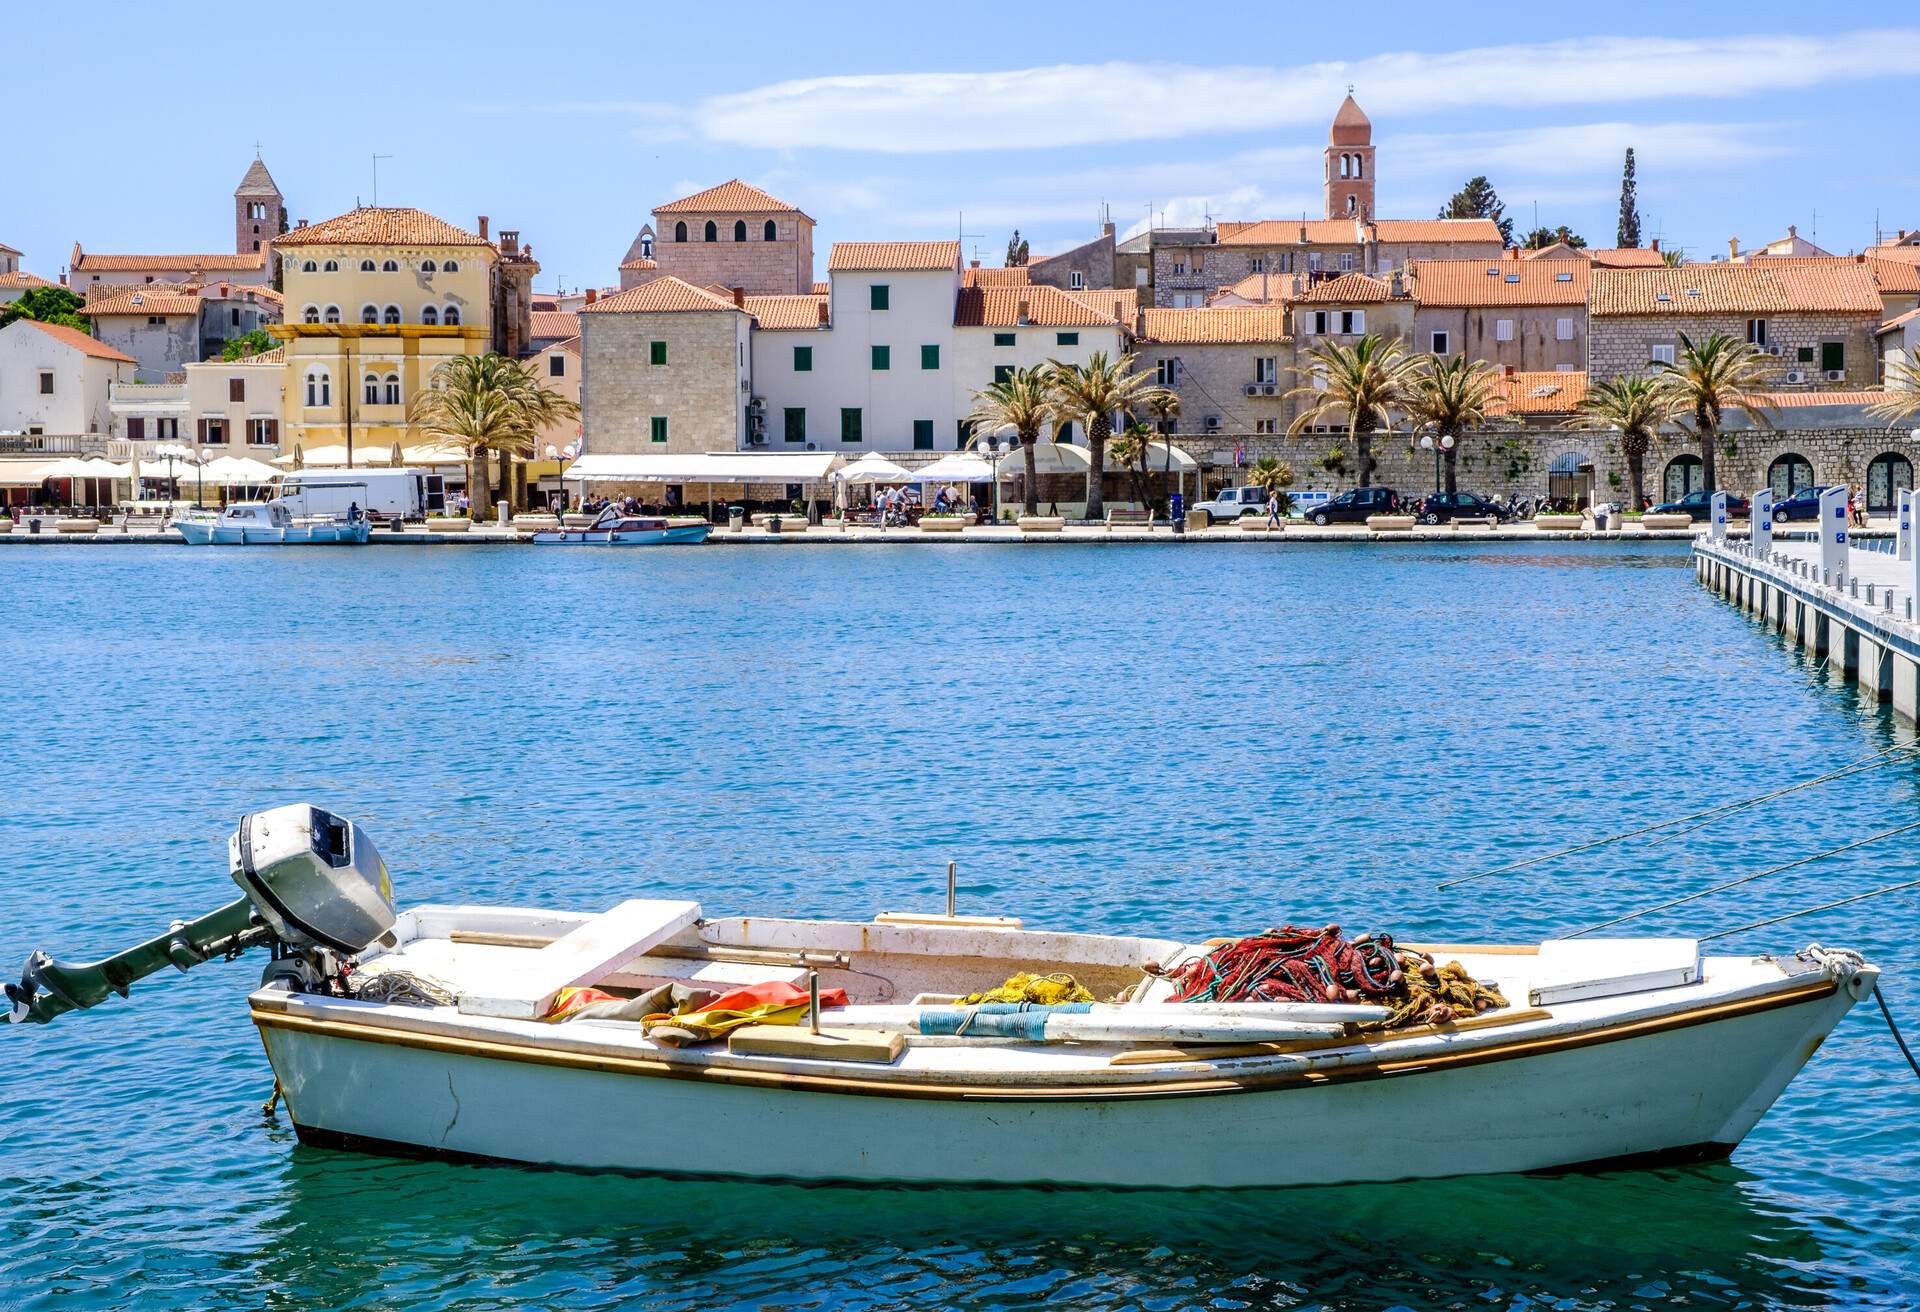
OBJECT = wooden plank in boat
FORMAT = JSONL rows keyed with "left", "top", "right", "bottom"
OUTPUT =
{"left": 1528, "top": 938, "right": 1698, "bottom": 1006}
{"left": 728, "top": 1024, "right": 905, "bottom": 1064}
{"left": 1107, "top": 1007, "right": 1555, "bottom": 1066}
{"left": 456, "top": 899, "right": 702, "bottom": 1020}
{"left": 872, "top": 912, "right": 1024, "bottom": 929}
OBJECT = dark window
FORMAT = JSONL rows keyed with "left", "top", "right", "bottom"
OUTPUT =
{"left": 38, "top": 371, "right": 53, "bottom": 395}
{"left": 869, "top": 284, "right": 889, "bottom": 311}
{"left": 921, "top": 344, "right": 939, "bottom": 370}
{"left": 650, "top": 416, "right": 668, "bottom": 443}
{"left": 229, "top": 378, "right": 245, "bottom": 402}
{"left": 784, "top": 407, "right": 806, "bottom": 443}
{"left": 1057, "top": 420, "right": 1075, "bottom": 442}
{"left": 1056, "top": 332, "right": 1079, "bottom": 346}
{"left": 871, "top": 345, "right": 890, "bottom": 370}
{"left": 993, "top": 332, "right": 1015, "bottom": 347}
{"left": 1820, "top": 341, "right": 1845, "bottom": 373}
{"left": 840, "top": 408, "right": 862, "bottom": 443}
{"left": 703, "top": 221, "right": 717, "bottom": 242}
{"left": 913, "top": 419, "right": 934, "bottom": 449}
{"left": 230, "top": 308, "right": 240, "bottom": 326}
{"left": 956, "top": 420, "right": 971, "bottom": 448}
{"left": 733, "top": 220, "right": 747, "bottom": 242}
{"left": 993, "top": 364, "right": 1014, "bottom": 383}
{"left": 674, "top": 221, "right": 688, "bottom": 242}
{"left": 650, "top": 340, "right": 667, "bottom": 366}
{"left": 793, "top": 345, "right": 812, "bottom": 372}
{"left": 548, "top": 354, "right": 565, "bottom": 377}
{"left": 1796, "top": 345, "right": 1814, "bottom": 363}
{"left": 764, "top": 220, "right": 777, "bottom": 241}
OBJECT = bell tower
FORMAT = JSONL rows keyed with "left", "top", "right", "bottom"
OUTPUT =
{"left": 1324, "top": 92, "right": 1375, "bottom": 221}
{"left": 234, "top": 155, "right": 285, "bottom": 256}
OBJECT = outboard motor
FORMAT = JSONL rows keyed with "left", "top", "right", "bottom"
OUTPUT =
{"left": 5, "top": 804, "right": 394, "bottom": 1026}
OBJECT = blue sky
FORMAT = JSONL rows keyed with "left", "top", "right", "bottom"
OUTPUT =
{"left": 9, "top": 1, "right": 1917, "bottom": 294}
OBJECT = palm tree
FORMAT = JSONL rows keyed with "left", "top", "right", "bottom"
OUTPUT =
{"left": 1144, "top": 388, "right": 1182, "bottom": 509}
{"left": 406, "top": 353, "right": 577, "bottom": 513}
{"left": 506, "top": 364, "right": 582, "bottom": 511}
{"left": 1654, "top": 332, "right": 1775, "bottom": 492}
{"left": 1285, "top": 334, "right": 1421, "bottom": 487}
{"left": 1047, "top": 351, "right": 1163, "bottom": 520}
{"left": 966, "top": 367, "right": 1055, "bottom": 515}
{"left": 1868, "top": 351, "right": 1920, "bottom": 427}
{"left": 1565, "top": 374, "right": 1674, "bottom": 511}
{"left": 1403, "top": 354, "right": 1505, "bottom": 495}
{"left": 1246, "top": 456, "right": 1296, "bottom": 513}
{"left": 1107, "top": 424, "right": 1155, "bottom": 510}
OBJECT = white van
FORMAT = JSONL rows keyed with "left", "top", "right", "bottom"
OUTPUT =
{"left": 276, "top": 470, "right": 446, "bottom": 522}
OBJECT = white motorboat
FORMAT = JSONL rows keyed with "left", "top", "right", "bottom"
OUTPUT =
{"left": 530, "top": 505, "right": 710, "bottom": 545}
{"left": 174, "top": 500, "right": 370, "bottom": 545}
{"left": 2, "top": 806, "right": 1881, "bottom": 1190}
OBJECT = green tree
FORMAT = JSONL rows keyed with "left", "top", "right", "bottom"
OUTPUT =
{"left": 0, "top": 286, "right": 87, "bottom": 332}
{"left": 966, "top": 366, "right": 1055, "bottom": 515}
{"left": 220, "top": 328, "right": 276, "bottom": 361}
{"left": 1565, "top": 374, "right": 1674, "bottom": 511}
{"left": 1520, "top": 225, "right": 1587, "bottom": 250}
{"left": 1107, "top": 424, "right": 1157, "bottom": 511}
{"left": 1437, "top": 176, "right": 1514, "bottom": 245}
{"left": 406, "top": 353, "right": 579, "bottom": 513}
{"left": 1005, "top": 230, "right": 1029, "bottom": 267}
{"left": 1046, "top": 351, "right": 1164, "bottom": 521}
{"left": 1404, "top": 353, "right": 1506, "bottom": 495}
{"left": 1616, "top": 148, "right": 1642, "bottom": 248}
{"left": 1654, "top": 332, "right": 1775, "bottom": 492}
{"left": 1246, "top": 456, "right": 1296, "bottom": 514}
{"left": 1284, "top": 333, "right": 1422, "bottom": 488}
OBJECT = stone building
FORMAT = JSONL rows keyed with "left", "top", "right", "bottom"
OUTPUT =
{"left": 108, "top": 346, "right": 288, "bottom": 456}
{"left": 1293, "top": 272, "right": 1415, "bottom": 352}
{"left": 1325, "top": 94, "right": 1375, "bottom": 220}
{"left": 1026, "top": 224, "right": 1116, "bottom": 292}
{"left": 652, "top": 180, "right": 814, "bottom": 296}
{"left": 0, "top": 241, "right": 56, "bottom": 303}
{"left": 578, "top": 277, "right": 752, "bottom": 455}
{"left": 1131, "top": 306, "right": 1294, "bottom": 437}
{"left": 1153, "top": 217, "right": 1503, "bottom": 307}
{"left": 1588, "top": 263, "right": 1884, "bottom": 389}
{"left": 1408, "top": 258, "right": 1588, "bottom": 371}
{"left": 234, "top": 156, "right": 285, "bottom": 257}
{"left": 80, "top": 282, "right": 283, "bottom": 379}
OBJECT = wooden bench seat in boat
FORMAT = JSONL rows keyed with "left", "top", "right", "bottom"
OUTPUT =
{"left": 455, "top": 899, "right": 702, "bottom": 1020}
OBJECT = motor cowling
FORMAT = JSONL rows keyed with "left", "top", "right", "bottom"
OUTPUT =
{"left": 230, "top": 805, "right": 395, "bottom": 954}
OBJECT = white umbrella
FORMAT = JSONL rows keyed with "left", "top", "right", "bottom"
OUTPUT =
{"left": 833, "top": 453, "right": 917, "bottom": 483}
{"left": 995, "top": 442, "right": 1090, "bottom": 476}
{"left": 912, "top": 453, "right": 996, "bottom": 483}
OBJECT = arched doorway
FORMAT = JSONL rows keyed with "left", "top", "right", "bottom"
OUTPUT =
{"left": 1664, "top": 454, "right": 1703, "bottom": 501}
{"left": 1767, "top": 452, "right": 1814, "bottom": 498}
{"left": 1867, "top": 452, "right": 1913, "bottom": 514}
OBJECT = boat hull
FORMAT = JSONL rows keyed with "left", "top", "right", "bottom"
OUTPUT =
{"left": 529, "top": 524, "right": 710, "bottom": 546}
{"left": 255, "top": 971, "right": 1862, "bottom": 1189}
{"left": 174, "top": 520, "right": 370, "bottom": 545}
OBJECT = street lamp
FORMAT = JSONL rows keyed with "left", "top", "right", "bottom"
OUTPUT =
{"left": 1418, "top": 432, "right": 1455, "bottom": 496}
{"left": 968, "top": 427, "right": 1007, "bottom": 524}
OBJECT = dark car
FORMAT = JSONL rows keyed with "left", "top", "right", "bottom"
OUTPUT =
{"left": 1771, "top": 486, "right": 1835, "bottom": 522}
{"left": 1648, "top": 488, "right": 1751, "bottom": 521}
{"left": 1415, "top": 491, "right": 1505, "bottom": 525}
{"left": 1307, "top": 487, "right": 1402, "bottom": 526}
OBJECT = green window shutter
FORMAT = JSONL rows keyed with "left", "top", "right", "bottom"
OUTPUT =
{"left": 869, "top": 284, "right": 889, "bottom": 311}
{"left": 1820, "top": 341, "right": 1845, "bottom": 373}
{"left": 913, "top": 419, "right": 934, "bottom": 449}
{"left": 649, "top": 340, "right": 667, "bottom": 366}
{"left": 1056, "top": 332, "right": 1078, "bottom": 346}
{"left": 650, "top": 416, "right": 667, "bottom": 443}
{"left": 993, "top": 332, "right": 1015, "bottom": 347}
{"left": 871, "top": 345, "right": 890, "bottom": 370}
{"left": 1796, "top": 346, "right": 1814, "bottom": 363}
{"left": 920, "top": 344, "right": 939, "bottom": 370}
{"left": 956, "top": 420, "right": 971, "bottom": 448}
{"left": 784, "top": 407, "right": 806, "bottom": 443}
{"left": 993, "top": 364, "right": 1014, "bottom": 384}
{"left": 841, "top": 408, "right": 862, "bottom": 443}
{"left": 793, "top": 345, "right": 812, "bottom": 372}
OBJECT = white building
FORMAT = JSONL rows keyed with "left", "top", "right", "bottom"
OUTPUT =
{"left": 109, "top": 347, "right": 287, "bottom": 453}
{"left": 0, "top": 319, "right": 137, "bottom": 436}
{"left": 952, "top": 285, "right": 1125, "bottom": 444}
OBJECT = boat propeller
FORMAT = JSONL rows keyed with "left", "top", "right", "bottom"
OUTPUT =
{"left": 4, "top": 804, "right": 395, "bottom": 1026}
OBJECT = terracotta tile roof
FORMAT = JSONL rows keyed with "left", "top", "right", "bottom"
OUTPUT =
{"left": 743, "top": 294, "right": 828, "bottom": 330}
{"left": 530, "top": 310, "right": 580, "bottom": 339}
{"left": 0, "top": 271, "right": 55, "bottom": 290}
{"left": 1408, "top": 259, "right": 1588, "bottom": 306}
{"left": 701, "top": 283, "right": 736, "bottom": 300}
{"left": 1217, "top": 219, "right": 1364, "bottom": 246}
{"left": 1869, "top": 258, "right": 1920, "bottom": 295}
{"left": 71, "top": 251, "right": 264, "bottom": 272}
{"left": 1372, "top": 219, "right": 1505, "bottom": 245}
{"left": 79, "top": 288, "right": 202, "bottom": 316}
{"left": 962, "top": 265, "right": 1031, "bottom": 288}
{"left": 238, "top": 285, "right": 284, "bottom": 305}
{"left": 828, "top": 240, "right": 961, "bottom": 273}
{"left": 1135, "top": 307, "right": 1292, "bottom": 345}
{"left": 1294, "top": 272, "right": 1398, "bottom": 304}
{"left": 654, "top": 179, "right": 809, "bottom": 219}
{"left": 1588, "top": 247, "right": 1670, "bottom": 269}
{"left": 1877, "top": 307, "right": 1920, "bottom": 335}
{"left": 1867, "top": 245, "right": 1920, "bottom": 267}
{"left": 231, "top": 345, "right": 285, "bottom": 364}
{"left": 557, "top": 335, "right": 583, "bottom": 357}
{"left": 1488, "top": 371, "right": 1589, "bottom": 416}
{"left": 1747, "top": 390, "right": 1893, "bottom": 408}
{"left": 1211, "top": 272, "right": 1293, "bottom": 304}
{"left": 1591, "top": 263, "right": 1884, "bottom": 316}
{"left": 272, "top": 207, "right": 492, "bottom": 248}
{"left": 18, "top": 319, "right": 137, "bottom": 363}
{"left": 618, "top": 256, "right": 658, "bottom": 271}
{"left": 810, "top": 281, "right": 829, "bottom": 295}
{"left": 954, "top": 285, "right": 1122, "bottom": 329}
{"left": 1064, "top": 288, "right": 1138, "bottom": 320}
{"left": 578, "top": 275, "right": 744, "bottom": 314}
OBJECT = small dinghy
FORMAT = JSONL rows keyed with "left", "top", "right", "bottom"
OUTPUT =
{"left": 174, "top": 500, "right": 369, "bottom": 545}
{"left": 531, "top": 506, "right": 710, "bottom": 546}
{"left": 2, "top": 807, "right": 1882, "bottom": 1189}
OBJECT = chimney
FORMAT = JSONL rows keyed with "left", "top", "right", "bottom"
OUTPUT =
{"left": 1101, "top": 221, "right": 1115, "bottom": 239}
{"left": 296, "top": 218, "right": 308, "bottom": 228}
{"left": 1728, "top": 236, "right": 1739, "bottom": 260}
{"left": 478, "top": 215, "right": 490, "bottom": 241}
{"left": 1503, "top": 364, "right": 1515, "bottom": 377}
{"left": 218, "top": 282, "right": 229, "bottom": 297}
{"left": 817, "top": 299, "right": 829, "bottom": 326}
{"left": 501, "top": 229, "right": 520, "bottom": 256}
{"left": 1651, "top": 238, "right": 1660, "bottom": 252}
{"left": 1787, "top": 224, "right": 1797, "bottom": 238}
{"left": 970, "top": 259, "right": 980, "bottom": 269}
{"left": 732, "top": 287, "right": 745, "bottom": 307}
{"left": 1133, "top": 307, "right": 1146, "bottom": 338}
{"left": 584, "top": 288, "right": 597, "bottom": 305}
{"left": 1390, "top": 269, "right": 1404, "bottom": 298}
{"left": 1016, "top": 297, "right": 1031, "bottom": 324}
{"left": 1298, "top": 222, "right": 1308, "bottom": 243}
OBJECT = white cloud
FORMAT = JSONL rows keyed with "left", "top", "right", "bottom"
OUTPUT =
{"left": 685, "top": 31, "right": 1920, "bottom": 153}
{"left": 1386, "top": 121, "right": 1789, "bottom": 179}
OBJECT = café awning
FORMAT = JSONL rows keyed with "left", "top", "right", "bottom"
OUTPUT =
{"left": 995, "top": 442, "right": 1090, "bottom": 476}
{"left": 911, "top": 453, "right": 996, "bottom": 483}
{"left": 562, "top": 451, "right": 842, "bottom": 484}
{"left": 833, "top": 453, "right": 917, "bottom": 484}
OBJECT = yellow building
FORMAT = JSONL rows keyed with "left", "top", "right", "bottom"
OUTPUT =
{"left": 269, "top": 207, "right": 537, "bottom": 462}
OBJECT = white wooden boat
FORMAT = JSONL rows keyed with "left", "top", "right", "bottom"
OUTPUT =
{"left": 174, "top": 500, "right": 369, "bottom": 545}
{"left": 530, "top": 506, "right": 710, "bottom": 545}
{"left": 2, "top": 806, "right": 1881, "bottom": 1190}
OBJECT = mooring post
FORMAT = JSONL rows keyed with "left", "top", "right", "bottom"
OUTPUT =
{"left": 1752, "top": 488, "right": 1773, "bottom": 557}
{"left": 1820, "top": 485, "right": 1848, "bottom": 587}
{"left": 1710, "top": 491, "right": 1728, "bottom": 543}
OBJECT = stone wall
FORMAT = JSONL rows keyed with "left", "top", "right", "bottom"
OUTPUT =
{"left": 580, "top": 310, "right": 746, "bottom": 454}
{"left": 1413, "top": 306, "right": 1584, "bottom": 371}
{"left": 1589, "top": 311, "right": 1880, "bottom": 387}
{"left": 1028, "top": 227, "right": 1116, "bottom": 292}
{"left": 653, "top": 214, "right": 813, "bottom": 295}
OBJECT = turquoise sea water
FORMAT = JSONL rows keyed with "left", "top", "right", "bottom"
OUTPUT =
{"left": 1, "top": 539, "right": 1917, "bottom": 1311}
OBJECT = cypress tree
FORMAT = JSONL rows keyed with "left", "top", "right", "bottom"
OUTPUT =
{"left": 1616, "top": 148, "right": 1642, "bottom": 248}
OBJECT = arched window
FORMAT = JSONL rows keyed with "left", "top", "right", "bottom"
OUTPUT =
{"left": 364, "top": 373, "right": 381, "bottom": 405}
{"left": 360, "top": 259, "right": 376, "bottom": 272}
{"left": 1339, "top": 154, "right": 1349, "bottom": 178}
{"left": 443, "top": 306, "right": 460, "bottom": 326}
{"left": 1868, "top": 451, "right": 1913, "bottom": 514}
{"left": 674, "top": 222, "right": 687, "bottom": 243}
{"left": 1345, "top": 195, "right": 1357, "bottom": 215}
{"left": 442, "top": 260, "right": 459, "bottom": 273}
{"left": 323, "top": 260, "right": 339, "bottom": 273}
{"left": 704, "top": 220, "right": 717, "bottom": 242}
{"left": 383, "top": 305, "right": 401, "bottom": 325}
{"left": 304, "top": 368, "right": 330, "bottom": 407}
{"left": 1767, "top": 452, "right": 1815, "bottom": 498}
{"left": 323, "top": 305, "right": 341, "bottom": 324}
{"left": 361, "top": 304, "right": 379, "bottom": 324}
{"left": 764, "top": 220, "right": 777, "bottom": 242}
{"left": 421, "top": 306, "right": 438, "bottom": 326}
{"left": 422, "top": 259, "right": 436, "bottom": 273}
{"left": 1663, "top": 454, "right": 1704, "bottom": 502}
{"left": 1353, "top": 155, "right": 1363, "bottom": 179}
{"left": 302, "top": 305, "right": 320, "bottom": 324}
{"left": 302, "top": 260, "right": 317, "bottom": 273}
{"left": 383, "top": 373, "right": 400, "bottom": 405}
{"left": 733, "top": 219, "right": 747, "bottom": 242}
{"left": 382, "top": 259, "right": 399, "bottom": 272}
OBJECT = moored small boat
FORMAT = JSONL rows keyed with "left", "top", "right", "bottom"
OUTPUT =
{"left": 174, "top": 500, "right": 370, "bottom": 545}
{"left": 531, "top": 506, "right": 710, "bottom": 545}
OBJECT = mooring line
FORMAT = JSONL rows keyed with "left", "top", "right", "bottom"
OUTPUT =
{"left": 1873, "top": 986, "right": 1920, "bottom": 1083}
{"left": 1699, "top": 875, "right": 1920, "bottom": 941}
{"left": 1437, "top": 742, "right": 1920, "bottom": 891}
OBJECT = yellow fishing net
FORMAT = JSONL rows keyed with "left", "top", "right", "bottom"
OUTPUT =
{"left": 1366, "top": 956, "right": 1509, "bottom": 1031}
{"left": 958, "top": 972, "right": 1095, "bottom": 1006}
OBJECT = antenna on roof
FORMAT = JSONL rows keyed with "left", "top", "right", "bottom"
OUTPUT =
{"left": 371, "top": 152, "right": 393, "bottom": 207}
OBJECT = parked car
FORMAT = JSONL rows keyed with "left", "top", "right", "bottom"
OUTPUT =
{"left": 1648, "top": 488, "right": 1751, "bottom": 521}
{"left": 1191, "top": 486, "right": 1271, "bottom": 524}
{"left": 1415, "top": 491, "right": 1505, "bottom": 525}
{"left": 1771, "top": 486, "right": 1834, "bottom": 522}
{"left": 1306, "top": 487, "right": 1402, "bottom": 526}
